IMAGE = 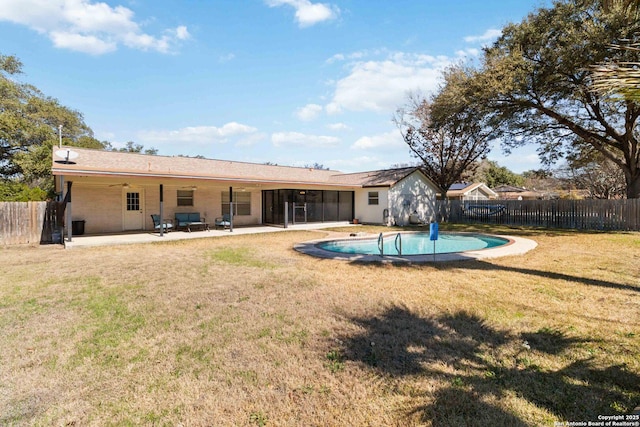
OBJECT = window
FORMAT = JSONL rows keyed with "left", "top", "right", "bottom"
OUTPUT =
{"left": 126, "top": 192, "right": 140, "bottom": 211}
{"left": 222, "top": 191, "right": 251, "bottom": 216}
{"left": 368, "top": 191, "right": 379, "bottom": 205}
{"left": 177, "top": 190, "right": 194, "bottom": 206}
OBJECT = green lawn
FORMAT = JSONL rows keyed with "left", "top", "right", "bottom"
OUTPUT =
{"left": 1, "top": 225, "right": 638, "bottom": 426}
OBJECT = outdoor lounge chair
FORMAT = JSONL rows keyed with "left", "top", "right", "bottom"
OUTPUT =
{"left": 151, "top": 214, "right": 173, "bottom": 232}
{"left": 214, "top": 214, "right": 231, "bottom": 229}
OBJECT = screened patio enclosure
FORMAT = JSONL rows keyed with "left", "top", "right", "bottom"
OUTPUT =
{"left": 262, "top": 189, "right": 354, "bottom": 225}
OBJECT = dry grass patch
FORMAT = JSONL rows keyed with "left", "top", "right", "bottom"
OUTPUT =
{"left": 0, "top": 226, "right": 638, "bottom": 426}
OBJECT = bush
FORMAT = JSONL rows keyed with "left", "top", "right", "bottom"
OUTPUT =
{"left": 0, "top": 180, "right": 48, "bottom": 201}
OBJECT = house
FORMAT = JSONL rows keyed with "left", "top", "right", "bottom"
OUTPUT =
{"left": 51, "top": 147, "right": 441, "bottom": 235}
{"left": 492, "top": 184, "right": 544, "bottom": 200}
{"left": 329, "top": 167, "right": 440, "bottom": 226}
{"left": 446, "top": 182, "right": 497, "bottom": 201}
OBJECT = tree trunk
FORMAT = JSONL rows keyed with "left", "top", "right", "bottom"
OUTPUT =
{"left": 626, "top": 170, "right": 640, "bottom": 198}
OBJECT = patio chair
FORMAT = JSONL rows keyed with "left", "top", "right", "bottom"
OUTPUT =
{"left": 214, "top": 214, "right": 231, "bottom": 229}
{"left": 151, "top": 214, "right": 173, "bottom": 232}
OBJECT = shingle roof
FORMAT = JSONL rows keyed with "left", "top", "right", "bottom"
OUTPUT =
{"left": 327, "top": 167, "right": 423, "bottom": 187}
{"left": 493, "top": 184, "right": 527, "bottom": 193}
{"left": 447, "top": 182, "right": 497, "bottom": 197}
{"left": 52, "top": 147, "right": 423, "bottom": 188}
{"left": 52, "top": 147, "right": 347, "bottom": 184}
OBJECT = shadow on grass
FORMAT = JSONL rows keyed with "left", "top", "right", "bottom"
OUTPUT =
{"left": 437, "top": 261, "right": 640, "bottom": 294}
{"left": 349, "top": 259, "right": 639, "bottom": 294}
{"left": 337, "top": 306, "right": 639, "bottom": 426}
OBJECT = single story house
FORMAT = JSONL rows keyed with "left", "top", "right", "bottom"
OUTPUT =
{"left": 52, "top": 147, "right": 441, "bottom": 235}
{"left": 446, "top": 182, "right": 497, "bottom": 201}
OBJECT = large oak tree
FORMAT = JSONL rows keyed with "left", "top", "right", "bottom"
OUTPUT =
{"left": 445, "top": 0, "right": 640, "bottom": 198}
{"left": 1, "top": 54, "right": 104, "bottom": 199}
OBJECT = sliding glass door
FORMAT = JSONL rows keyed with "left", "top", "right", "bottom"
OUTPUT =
{"left": 262, "top": 189, "right": 353, "bottom": 225}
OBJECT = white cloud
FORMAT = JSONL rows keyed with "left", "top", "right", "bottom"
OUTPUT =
{"left": 326, "top": 53, "right": 345, "bottom": 64}
{"left": 351, "top": 130, "right": 404, "bottom": 150}
{"left": 271, "top": 132, "right": 340, "bottom": 148}
{"left": 326, "top": 122, "right": 349, "bottom": 131}
{"left": 50, "top": 31, "right": 117, "bottom": 55}
{"left": 137, "top": 122, "right": 259, "bottom": 144}
{"left": 174, "top": 25, "right": 190, "bottom": 40}
{"left": 464, "top": 28, "right": 502, "bottom": 44}
{"left": 266, "top": 0, "right": 339, "bottom": 27}
{"left": 295, "top": 103, "right": 323, "bottom": 121}
{"left": 0, "top": 0, "right": 190, "bottom": 55}
{"left": 325, "top": 50, "right": 368, "bottom": 64}
{"left": 326, "top": 53, "right": 450, "bottom": 114}
{"left": 455, "top": 48, "right": 480, "bottom": 58}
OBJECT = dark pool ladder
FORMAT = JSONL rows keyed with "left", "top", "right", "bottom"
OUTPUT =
{"left": 395, "top": 233, "right": 402, "bottom": 255}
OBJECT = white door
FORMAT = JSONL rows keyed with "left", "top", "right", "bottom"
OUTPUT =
{"left": 123, "top": 190, "right": 145, "bottom": 230}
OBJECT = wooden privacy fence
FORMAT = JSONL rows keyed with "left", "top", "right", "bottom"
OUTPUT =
{"left": 0, "top": 201, "right": 60, "bottom": 245}
{"left": 437, "top": 199, "right": 640, "bottom": 231}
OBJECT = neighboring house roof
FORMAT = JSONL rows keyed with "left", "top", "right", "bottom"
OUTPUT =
{"left": 52, "top": 148, "right": 437, "bottom": 189}
{"left": 446, "top": 182, "right": 497, "bottom": 199}
{"left": 493, "top": 184, "right": 544, "bottom": 199}
{"left": 493, "top": 185, "right": 526, "bottom": 193}
{"left": 448, "top": 183, "right": 470, "bottom": 191}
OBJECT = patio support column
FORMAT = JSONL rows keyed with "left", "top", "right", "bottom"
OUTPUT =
{"left": 65, "top": 181, "right": 72, "bottom": 242}
{"left": 159, "top": 184, "right": 164, "bottom": 237}
{"left": 284, "top": 201, "right": 288, "bottom": 228}
{"left": 229, "top": 186, "right": 233, "bottom": 232}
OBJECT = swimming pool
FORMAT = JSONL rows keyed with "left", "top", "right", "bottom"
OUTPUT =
{"left": 294, "top": 231, "right": 536, "bottom": 263}
{"left": 316, "top": 232, "right": 510, "bottom": 256}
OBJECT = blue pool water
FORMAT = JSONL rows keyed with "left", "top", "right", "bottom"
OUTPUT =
{"left": 317, "top": 232, "right": 509, "bottom": 256}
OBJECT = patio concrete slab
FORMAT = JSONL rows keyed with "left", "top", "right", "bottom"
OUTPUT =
{"left": 63, "top": 222, "right": 357, "bottom": 249}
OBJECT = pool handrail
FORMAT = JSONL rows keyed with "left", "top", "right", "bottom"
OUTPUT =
{"left": 378, "top": 233, "right": 383, "bottom": 256}
{"left": 395, "top": 233, "right": 402, "bottom": 255}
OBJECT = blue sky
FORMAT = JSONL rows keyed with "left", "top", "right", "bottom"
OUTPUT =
{"left": 1, "top": 0, "right": 550, "bottom": 173}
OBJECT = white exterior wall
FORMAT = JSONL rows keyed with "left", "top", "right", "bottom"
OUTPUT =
{"left": 69, "top": 183, "right": 123, "bottom": 233}
{"left": 354, "top": 188, "right": 389, "bottom": 224}
{"left": 388, "top": 172, "right": 439, "bottom": 226}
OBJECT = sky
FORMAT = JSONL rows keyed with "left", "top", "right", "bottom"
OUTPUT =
{"left": 0, "top": 0, "right": 551, "bottom": 173}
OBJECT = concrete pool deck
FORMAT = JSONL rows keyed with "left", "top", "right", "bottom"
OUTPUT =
{"left": 294, "top": 232, "right": 538, "bottom": 263}
{"left": 62, "top": 222, "right": 357, "bottom": 249}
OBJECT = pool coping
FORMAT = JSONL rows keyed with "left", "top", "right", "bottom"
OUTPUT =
{"left": 294, "top": 231, "right": 538, "bottom": 263}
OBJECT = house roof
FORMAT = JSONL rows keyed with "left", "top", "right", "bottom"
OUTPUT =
{"left": 447, "top": 182, "right": 497, "bottom": 198}
{"left": 449, "top": 182, "right": 471, "bottom": 191}
{"left": 493, "top": 184, "right": 543, "bottom": 199}
{"left": 493, "top": 184, "right": 527, "bottom": 193}
{"left": 52, "top": 147, "right": 433, "bottom": 189}
{"left": 326, "top": 167, "right": 427, "bottom": 187}
{"left": 52, "top": 147, "right": 351, "bottom": 186}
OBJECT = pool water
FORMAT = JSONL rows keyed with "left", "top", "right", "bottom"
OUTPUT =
{"left": 317, "top": 232, "right": 509, "bottom": 256}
